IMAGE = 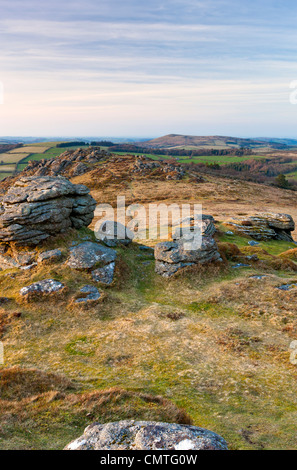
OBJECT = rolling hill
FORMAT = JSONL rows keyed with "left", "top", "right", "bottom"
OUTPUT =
{"left": 137, "top": 134, "right": 297, "bottom": 150}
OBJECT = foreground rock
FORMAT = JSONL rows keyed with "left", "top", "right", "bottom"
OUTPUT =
{"left": 74, "top": 285, "right": 102, "bottom": 305}
{"left": 67, "top": 242, "right": 116, "bottom": 270}
{"left": 155, "top": 237, "right": 222, "bottom": 277}
{"left": 0, "top": 176, "right": 96, "bottom": 246}
{"left": 91, "top": 261, "right": 115, "bottom": 285}
{"left": 20, "top": 279, "right": 65, "bottom": 300}
{"left": 64, "top": 420, "right": 228, "bottom": 450}
{"left": 224, "top": 213, "right": 295, "bottom": 241}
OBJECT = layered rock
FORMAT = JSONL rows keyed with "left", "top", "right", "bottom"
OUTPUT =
{"left": 155, "top": 236, "right": 222, "bottom": 277}
{"left": 224, "top": 213, "right": 295, "bottom": 241}
{"left": 65, "top": 420, "right": 228, "bottom": 450}
{"left": 0, "top": 176, "right": 96, "bottom": 246}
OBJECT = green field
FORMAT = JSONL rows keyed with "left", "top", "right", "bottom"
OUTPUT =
{"left": 0, "top": 143, "right": 90, "bottom": 179}
{"left": 1, "top": 141, "right": 297, "bottom": 182}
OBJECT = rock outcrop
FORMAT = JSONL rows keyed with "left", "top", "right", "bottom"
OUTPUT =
{"left": 21, "top": 147, "right": 108, "bottom": 178}
{"left": 64, "top": 420, "right": 228, "bottom": 450}
{"left": 0, "top": 176, "right": 96, "bottom": 246}
{"left": 154, "top": 215, "right": 221, "bottom": 277}
{"left": 155, "top": 237, "right": 222, "bottom": 277}
{"left": 224, "top": 213, "right": 295, "bottom": 241}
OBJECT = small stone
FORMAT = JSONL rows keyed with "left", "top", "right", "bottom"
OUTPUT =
{"left": 75, "top": 285, "right": 101, "bottom": 304}
{"left": 248, "top": 241, "right": 260, "bottom": 246}
{"left": 276, "top": 284, "right": 297, "bottom": 291}
{"left": 91, "top": 262, "right": 115, "bottom": 285}
{"left": 231, "top": 263, "right": 251, "bottom": 269}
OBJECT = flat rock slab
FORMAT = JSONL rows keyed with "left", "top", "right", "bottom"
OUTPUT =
{"left": 67, "top": 242, "right": 116, "bottom": 270}
{"left": 64, "top": 420, "right": 228, "bottom": 450}
{"left": 20, "top": 279, "right": 65, "bottom": 299}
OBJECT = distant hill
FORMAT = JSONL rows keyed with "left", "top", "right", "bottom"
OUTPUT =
{"left": 136, "top": 134, "right": 297, "bottom": 150}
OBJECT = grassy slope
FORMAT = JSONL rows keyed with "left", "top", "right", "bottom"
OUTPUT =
{"left": 0, "top": 221, "right": 297, "bottom": 449}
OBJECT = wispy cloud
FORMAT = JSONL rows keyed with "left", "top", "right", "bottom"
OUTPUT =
{"left": 0, "top": 0, "right": 297, "bottom": 136}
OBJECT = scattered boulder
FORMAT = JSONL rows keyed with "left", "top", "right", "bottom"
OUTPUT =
{"left": 64, "top": 420, "right": 228, "bottom": 450}
{"left": 224, "top": 213, "right": 295, "bottom": 241}
{"left": 91, "top": 261, "right": 115, "bottom": 285}
{"left": 275, "top": 283, "right": 297, "bottom": 291}
{"left": 19, "top": 279, "right": 65, "bottom": 300}
{"left": 74, "top": 285, "right": 102, "bottom": 305}
{"left": 0, "top": 176, "right": 96, "bottom": 246}
{"left": 37, "top": 249, "right": 62, "bottom": 264}
{"left": 67, "top": 242, "right": 116, "bottom": 270}
{"left": 155, "top": 236, "right": 222, "bottom": 277}
{"left": 95, "top": 220, "right": 133, "bottom": 247}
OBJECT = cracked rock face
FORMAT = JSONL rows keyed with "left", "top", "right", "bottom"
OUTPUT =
{"left": 224, "top": 213, "right": 295, "bottom": 241}
{"left": 155, "top": 236, "right": 222, "bottom": 277}
{"left": 0, "top": 176, "right": 96, "bottom": 246}
{"left": 64, "top": 420, "right": 228, "bottom": 450}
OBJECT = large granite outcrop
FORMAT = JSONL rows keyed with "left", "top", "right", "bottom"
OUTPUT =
{"left": 64, "top": 420, "right": 228, "bottom": 450}
{"left": 224, "top": 213, "right": 295, "bottom": 241}
{"left": 0, "top": 176, "right": 96, "bottom": 246}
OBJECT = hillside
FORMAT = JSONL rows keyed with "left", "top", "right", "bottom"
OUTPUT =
{"left": 0, "top": 148, "right": 297, "bottom": 449}
{"left": 137, "top": 134, "right": 297, "bottom": 150}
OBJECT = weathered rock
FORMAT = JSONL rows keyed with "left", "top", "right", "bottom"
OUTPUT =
{"left": 155, "top": 237, "right": 222, "bottom": 277}
{"left": 67, "top": 242, "right": 116, "bottom": 270}
{"left": 95, "top": 220, "right": 133, "bottom": 247}
{"left": 91, "top": 261, "right": 115, "bottom": 285}
{"left": 0, "top": 176, "right": 96, "bottom": 246}
{"left": 0, "top": 250, "right": 37, "bottom": 270}
{"left": 74, "top": 285, "right": 102, "bottom": 304}
{"left": 64, "top": 420, "right": 228, "bottom": 450}
{"left": 172, "top": 214, "right": 216, "bottom": 240}
{"left": 224, "top": 213, "right": 295, "bottom": 242}
{"left": 37, "top": 249, "right": 62, "bottom": 264}
{"left": 0, "top": 254, "right": 20, "bottom": 270}
{"left": 19, "top": 279, "right": 65, "bottom": 300}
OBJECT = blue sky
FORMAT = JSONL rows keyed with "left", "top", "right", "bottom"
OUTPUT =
{"left": 1, "top": 0, "right": 297, "bottom": 137}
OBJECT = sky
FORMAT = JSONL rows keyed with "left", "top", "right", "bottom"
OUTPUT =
{"left": 1, "top": 0, "right": 297, "bottom": 138}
